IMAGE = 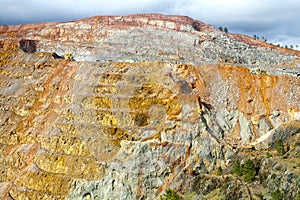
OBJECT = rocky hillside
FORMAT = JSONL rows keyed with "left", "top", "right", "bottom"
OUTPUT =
{"left": 0, "top": 14, "right": 299, "bottom": 199}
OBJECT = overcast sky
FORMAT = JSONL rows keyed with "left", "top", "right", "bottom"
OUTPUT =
{"left": 1, "top": 0, "right": 299, "bottom": 48}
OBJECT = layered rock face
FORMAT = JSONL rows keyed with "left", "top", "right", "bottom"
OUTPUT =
{"left": 0, "top": 14, "right": 299, "bottom": 199}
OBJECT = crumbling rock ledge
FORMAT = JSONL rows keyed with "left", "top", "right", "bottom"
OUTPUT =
{"left": 0, "top": 14, "right": 299, "bottom": 199}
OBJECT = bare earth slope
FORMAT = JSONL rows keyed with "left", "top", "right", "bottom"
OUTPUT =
{"left": 0, "top": 14, "right": 299, "bottom": 199}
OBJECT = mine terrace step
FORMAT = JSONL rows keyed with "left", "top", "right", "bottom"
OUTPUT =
{"left": 13, "top": 170, "right": 74, "bottom": 196}
{"left": 56, "top": 108, "right": 186, "bottom": 126}
{"left": 53, "top": 118, "right": 197, "bottom": 134}
{"left": 54, "top": 118, "right": 156, "bottom": 132}
{"left": 53, "top": 122, "right": 151, "bottom": 137}
{"left": 10, "top": 186, "right": 66, "bottom": 200}
{"left": 74, "top": 72, "right": 172, "bottom": 84}
{"left": 36, "top": 145, "right": 112, "bottom": 161}
{"left": 37, "top": 134, "right": 119, "bottom": 160}
{"left": 34, "top": 151, "right": 106, "bottom": 179}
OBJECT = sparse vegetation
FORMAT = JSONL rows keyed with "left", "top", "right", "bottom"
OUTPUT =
{"left": 231, "top": 159, "right": 257, "bottom": 182}
{"left": 266, "top": 152, "right": 273, "bottom": 158}
{"left": 271, "top": 189, "right": 284, "bottom": 200}
{"left": 217, "top": 166, "right": 223, "bottom": 175}
{"left": 251, "top": 34, "right": 299, "bottom": 49}
{"left": 217, "top": 26, "right": 228, "bottom": 33}
{"left": 231, "top": 160, "right": 243, "bottom": 176}
{"left": 242, "top": 159, "right": 256, "bottom": 182}
{"left": 160, "top": 188, "right": 180, "bottom": 200}
{"left": 253, "top": 35, "right": 267, "bottom": 42}
{"left": 296, "top": 190, "right": 300, "bottom": 200}
{"left": 274, "top": 139, "right": 285, "bottom": 156}
{"left": 278, "top": 44, "right": 299, "bottom": 49}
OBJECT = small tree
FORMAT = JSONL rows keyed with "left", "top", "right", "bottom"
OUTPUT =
{"left": 218, "top": 26, "right": 223, "bottom": 32}
{"left": 242, "top": 159, "right": 256, "bottom": 182}
{"left": 231, "top": 159, "right": 256, "bottom": 182}
{"left": 253, "top": 35, "right": 257, "bottom": 40}
{"left": 274, "top": 139, "right": 285, "bottom": 156}
{"left": 231, "top": 160, "right": 243, "bottom": 176}
{"left": 224, "top": 27, "right": 228, "bottom": 33}
{"left": 160, "top": 188, "right": 180, "bottom": 200}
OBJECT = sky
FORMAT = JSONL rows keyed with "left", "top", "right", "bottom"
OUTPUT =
{"left": 1, "top": 0, "right": 299, "bottom": 48}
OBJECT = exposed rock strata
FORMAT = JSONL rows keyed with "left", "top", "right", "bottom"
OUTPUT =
{"left": 0, "top": 14, "right": 299, "bottom": 199}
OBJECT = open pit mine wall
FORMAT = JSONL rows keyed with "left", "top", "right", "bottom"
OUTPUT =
{"left": 0, "top": 14, "right": 299, "bottom": 199}
{"left": 0, "top": 40, "right": 299, "bottom": 199}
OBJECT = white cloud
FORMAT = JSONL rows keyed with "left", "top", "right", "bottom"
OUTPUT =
{"left": 169, "top": 0, "right": 300, "bottom": 47}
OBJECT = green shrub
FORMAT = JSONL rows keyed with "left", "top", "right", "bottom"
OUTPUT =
{"left": 244, "top": 170, "right": 256, "bottom": 182}
{"left": 296, "top": 190, "right": 300, "bottom": 200}
{"left": 231, "top": 159, "right": 256, "bottom": 182}
{"left": 274, "top": 139, "right": 285, "bottom": 155}
{"left": 242, "top": 159, "right": 255, "bottom": 173}
{"left": 231, "top": 160, "right": 243, "bottom": 176}
{"left": 217, "top": 166, "right": 223, "bottom": 175}
{"left": 242, "top": 159, "right": 256, "bottom": 182}
{"left": 160, "top": 188, "right": 180, "bottom": 200}
{"left": 266, "top": 152, "right": 273, "bottom": 158}
{"left": 271, "top": 189, "right": 284, "bottom": 200}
